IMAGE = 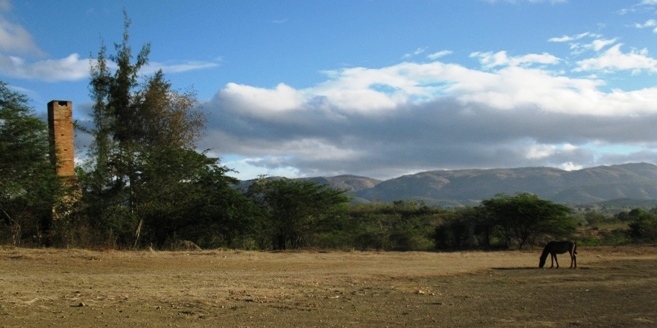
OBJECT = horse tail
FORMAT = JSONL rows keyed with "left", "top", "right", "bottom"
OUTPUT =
{"left": 572, "top": 241, "right": 577, "bottom": 255}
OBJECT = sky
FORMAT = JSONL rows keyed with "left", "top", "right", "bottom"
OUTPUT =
{"left": 3, "top": 0, "right": 657, "bottom": 181}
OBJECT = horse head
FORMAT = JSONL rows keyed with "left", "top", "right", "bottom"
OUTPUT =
{"left": 538, "top": 256, "right": 546, "bottom": 268}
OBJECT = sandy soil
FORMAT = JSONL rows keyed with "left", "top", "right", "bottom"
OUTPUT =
{"left": 1, "top": 245, "right": 657, "bottom": 327}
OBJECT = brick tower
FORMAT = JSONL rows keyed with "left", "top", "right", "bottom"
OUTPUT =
{"left": 47, "top": 100, "right": 75, "bottom": 177}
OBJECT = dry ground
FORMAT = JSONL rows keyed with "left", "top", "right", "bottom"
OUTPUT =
{"left": 1, "top": 245, "right": 657, "bottom": 327}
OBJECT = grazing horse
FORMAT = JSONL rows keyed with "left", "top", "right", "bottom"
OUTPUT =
{"left": 538, "top": 240, "right": 577, "bottom": 269}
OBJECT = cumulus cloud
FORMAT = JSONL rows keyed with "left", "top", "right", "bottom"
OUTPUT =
{"left": 202, "top": 51, "right": 657, "bottom": 179}
{"left": 575, "top": 44, "right": 657, "bottom": 73}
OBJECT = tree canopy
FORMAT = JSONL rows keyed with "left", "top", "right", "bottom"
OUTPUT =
{"left": 247, "top": 178, "right": 351, "bottom": 250}
{"left": 0, "top": 81, "right": 61, "bottom": 245}
{"left": 80, "top": 13, "right": 233, "bottom": 248}
{"left": 480, "top": 193, "right": 576, "bottom": 249}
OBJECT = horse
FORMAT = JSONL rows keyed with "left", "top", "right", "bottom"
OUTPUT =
{"left": 538, "top": 240, "right": 577, "bottom": 269}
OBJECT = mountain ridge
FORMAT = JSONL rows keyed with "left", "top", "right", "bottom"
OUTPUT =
{"left": 298, "top": 162, "right": 657, "bottom": 206}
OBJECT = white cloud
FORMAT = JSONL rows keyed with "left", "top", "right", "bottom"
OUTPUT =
{"left": 526, "top": 143, "right": 557, "bottom": 159}
{"left": 0, "top": 53, "right": 89, "bottom": 81}
{"left": 470, "top": 51, "right": 560, "bottom": 69}
{"left": 635, "top": 19, "right": 657, "bottom": 28}
{"left": 203, "top": 50, "right": 657, "bottom": 180}
{"left": 575, "top": 44, "right": 657, "bottom": 73}
{"left": 548, "top": 32, "right": 590, "bottom": 43}
{"left": 547, "top": 33, "right": 615, "bottom": 56}
{"left": 144, "top": 60, "right": 220, "bottom": 74}
{"left": 560, "top": 162, "right": 583, "bottom": 171}
{"left": 0, "top": 4, "right": 44, "bottom": 55}
{"left": 217, "top": 82, "right": 304, "bottom": 115}
{"left": 402, "top": 47, "right": 427, "bottom": 59}
{"left": 213, "top": 56, "right": 657, "bottom": 121}
{"left": 0, "top": 52, "right": 221, "bottom": 82}
{"left": 590, "top": 38, "right": 617, "bottom": 51}
{"left": 427, "top": 50, "right": 452, "bottom": 60}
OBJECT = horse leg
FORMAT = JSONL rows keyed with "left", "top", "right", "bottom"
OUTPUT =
{"left": 570, "top": 250, "right": 577, "bottom": 269}
{"left": 553, "top": 253, "right": 560, "bottom": 269}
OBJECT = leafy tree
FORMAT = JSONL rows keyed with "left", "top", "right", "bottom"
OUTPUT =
{"left": 346, "top": 201, "right": 444, "bottom": 251}
{"left": 0, "top": 81, "right": 61, "bottom": 245}
{"left": 432, "top": 207, "right": 493, "bottom": 250}
{"left": 480, "top": 193, "right": 575, "bottom": 249}
{"left": 583, "top": 210, "right": 615, "bottom": 225}
{"left": 626, "top": 208, "right": 657, "bottom": 243}
{"left": 135, "top": 149, "right": 252, "bottom": 249}
{"left": 82, "top": 13, "right": 227, "bottom": 248}
{"left": 247, "top": 178, "right": 350, "bottom": 250}
{"left": 82, "top": 13, "right": 150, "bottom": 243}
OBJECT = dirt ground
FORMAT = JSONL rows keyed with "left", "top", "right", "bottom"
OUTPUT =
{"left": 1, "top": 245, "right": 657, "bottom": 328}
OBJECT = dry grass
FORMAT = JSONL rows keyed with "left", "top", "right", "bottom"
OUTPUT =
{"left": 1, "top": 245, "right": 657, "bottom": 327}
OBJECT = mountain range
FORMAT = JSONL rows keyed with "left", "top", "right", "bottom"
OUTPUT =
{"left": 300, "top": 162, "right": 657, "bottom": 207}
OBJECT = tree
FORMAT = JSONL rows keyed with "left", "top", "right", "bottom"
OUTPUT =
{"left": 480, "top": 193, "right": 575, "bottom": 249}
{"left": 82, "top": 13, "right": 150, "bottom": 243}
{"left": 0, "top": 81, "right": 61, "bottom": 245}
{"left": 82, "top": 13, "right": 228, "bottom": 248}
{"left": 432, "top": 207, "right": 490, "bottom": 250}
{"left": 626, "top": 208, "right": 657, "bottom": 243}
{"left": 247, "top": 178, "right": 350, "bottom": 250}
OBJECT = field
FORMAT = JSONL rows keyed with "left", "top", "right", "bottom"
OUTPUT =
{"left": 1, "top": 246, "right": 657, "bottom": 327}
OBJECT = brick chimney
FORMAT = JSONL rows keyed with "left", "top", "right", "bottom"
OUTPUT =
{"left": 47, "top": 100, "right": 75, "bottom": 177}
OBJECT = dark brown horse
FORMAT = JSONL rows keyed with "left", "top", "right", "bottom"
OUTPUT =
{"left": 538, "top": 240, "right": 577, "bottom": 269}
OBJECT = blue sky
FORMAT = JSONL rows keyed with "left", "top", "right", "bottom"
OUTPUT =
{"left": 3, "top": 0, "right": 657, "bottom": 180}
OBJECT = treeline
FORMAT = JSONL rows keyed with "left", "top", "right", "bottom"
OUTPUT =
{"left": 2, "top": 16, "right": 657, "bottom": 251}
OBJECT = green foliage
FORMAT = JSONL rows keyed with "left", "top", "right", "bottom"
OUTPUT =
{"left": 582, "top": 210, "right": 617, "bottom": 225}
{"left": 625, "top": 208, "right": 657, "bottom": 243}
{"left": 480, "top": 193, "right": 576, "bottom": 249}
{"left": 430, "top": 206, "right": 508, "bottom": 250}
{"left": 348, "top": 201, "right": 444, "bottom": 251}
{"left": 247, "top": 178, "right": 351, "bottom": 250}
{"left": 80, "top": 13, "right": 238, "bottom": 249}
{"left": 577, "top": 228, "right": 630, "bottom": 246}
{"left": 0, "top": 81, "right": 62, "bottom": 246}
{"left": 432, "top": 210, "right": 473, "bottom": 250}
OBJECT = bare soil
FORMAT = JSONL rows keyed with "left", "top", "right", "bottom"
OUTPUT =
{"left": 1, "top": 246, "right": 657, "bottom": 327}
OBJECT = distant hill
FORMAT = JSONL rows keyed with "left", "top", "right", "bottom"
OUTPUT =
{"left": 236, "top": 175, "right": 381, "bottom": 203}
{"left": 239, "top": 163, "right": 657, "bottom": 207}
{"left": 307, "top": 163, "right": 657, "bottom": 206}
{"left": 304, "top": 175, "right": 381, "bottom": 193}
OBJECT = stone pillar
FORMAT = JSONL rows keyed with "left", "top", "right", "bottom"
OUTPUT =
{"left": 46, "top": 101, "right": 81, "bottom": 246}
{"left": 47, "top": 100, "right": 75, "bottom": 177}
